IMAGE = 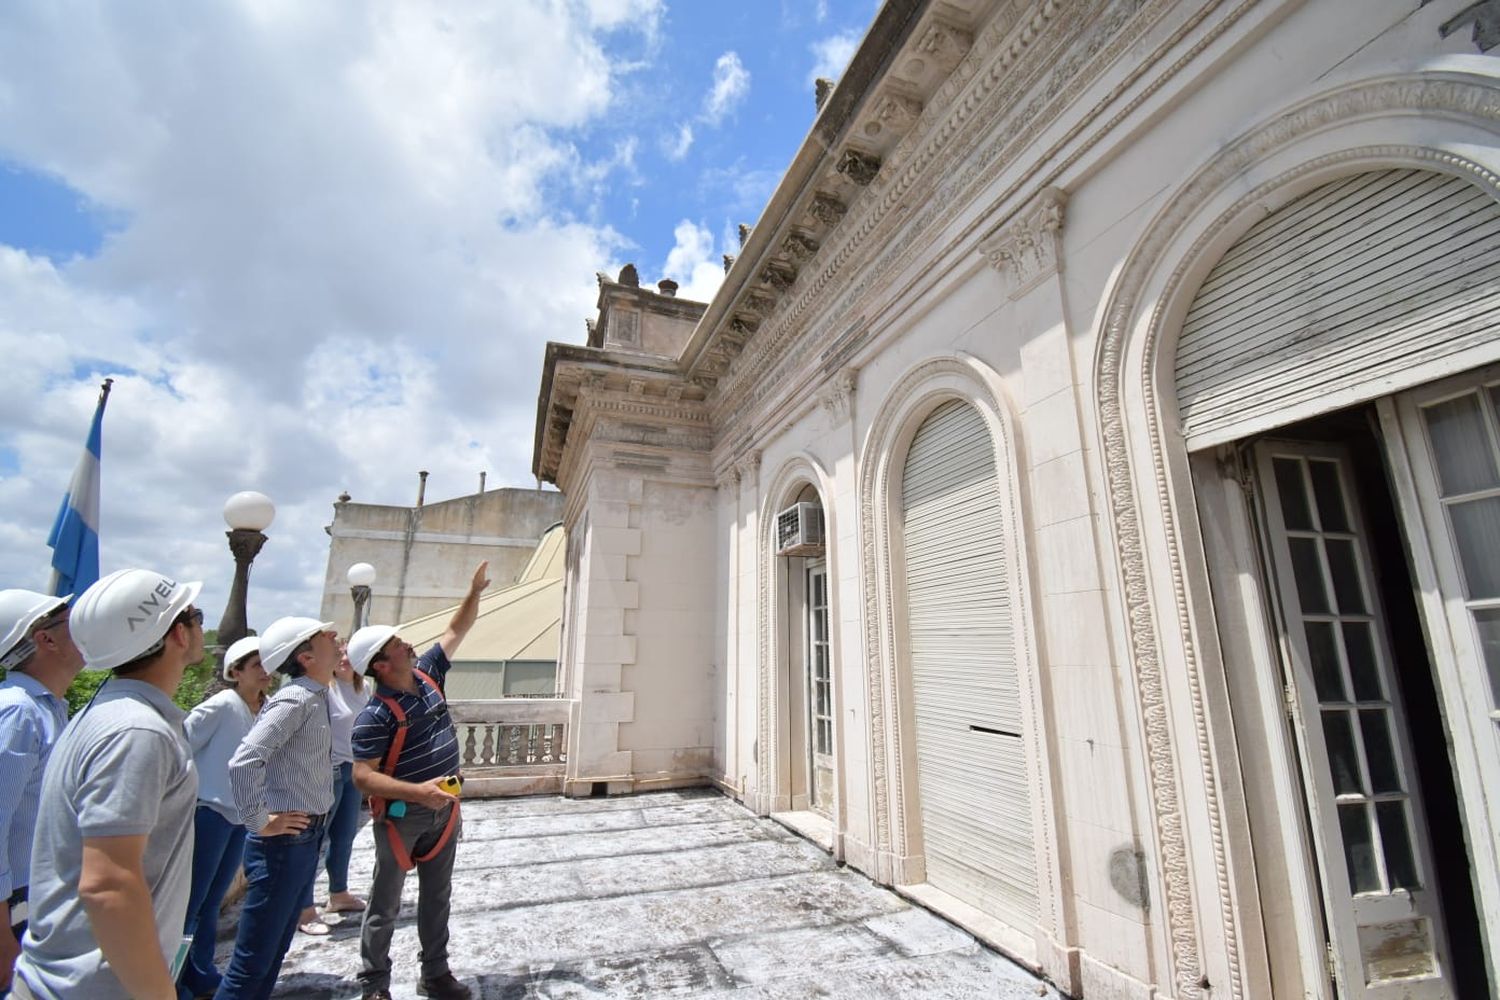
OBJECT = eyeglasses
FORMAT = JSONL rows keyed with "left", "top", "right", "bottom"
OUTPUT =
{"left": 35, "top": 612, "right": 69, "bottom": 633}
{"left": 177, "top": 607, "right": 205, "bottom": 629}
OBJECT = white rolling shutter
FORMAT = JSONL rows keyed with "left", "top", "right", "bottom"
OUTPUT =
{"left": 901, "top": 398, "right": 1038, "bottom": 929}
{"left": 1176, "top": 169, "right": 1500, "bottom": 447}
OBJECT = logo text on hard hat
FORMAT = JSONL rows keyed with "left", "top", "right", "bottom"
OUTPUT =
{"left": 125, "top": 579, "right": 177, "bottom": 631}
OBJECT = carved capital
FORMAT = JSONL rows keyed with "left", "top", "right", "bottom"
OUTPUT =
{"left": 818, "top": 367, "right": 858, "bottom": 425}
{"left": 735, "top": 450, "right": 762, "bottom": 481}
{"left": 836, "top": 149, "right": 881, "bottom": 186}
{"left": 716, "top": 465, "right": 741, "bottom": 492}
{"left": 978, "top": 187, "right": 1067, "bottom": 298}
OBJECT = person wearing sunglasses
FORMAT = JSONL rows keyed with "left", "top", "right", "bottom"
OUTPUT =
{"left": 13, "top": 570, "right": 204, "bottom": 1000}
{"left": 0, "top": 591, "right": 85, "bottom": 995}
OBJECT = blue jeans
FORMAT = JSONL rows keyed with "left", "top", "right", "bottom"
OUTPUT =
{"left": 178, "top": 805, "right": 246, "bottom": 999}
{"left": 300, "top": 762, "right": 359, "bottom": 908}
{"left": 213, "top": 822, "right": 322, "bottom": 1000}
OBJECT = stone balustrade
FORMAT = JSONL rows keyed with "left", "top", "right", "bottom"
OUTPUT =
{"left": 449, "top": 698, "right": 571, "bottom": 797}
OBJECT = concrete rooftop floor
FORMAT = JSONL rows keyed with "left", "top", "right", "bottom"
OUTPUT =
{"left": 232, "top": 788, "right": 1053, "bottom": 999}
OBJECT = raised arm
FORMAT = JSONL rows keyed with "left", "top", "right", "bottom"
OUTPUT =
{"left": 439, "top": 561, "right": 490, "bottom": 660}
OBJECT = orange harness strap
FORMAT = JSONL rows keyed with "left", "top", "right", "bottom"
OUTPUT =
{"left": 369, "top": 668, "right": 461, "bottom": 873}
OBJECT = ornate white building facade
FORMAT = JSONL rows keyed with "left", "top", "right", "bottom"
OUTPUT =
{"left": 533, "top": 2, "right": 1500, "bottom": 996}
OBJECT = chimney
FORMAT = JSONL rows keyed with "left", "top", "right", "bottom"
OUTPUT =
{"left": 479, "top": 471, "right": 487, "bottom": 493}
{"left": 416, "top": 470, "right": 429, "bottom": 508}
{"left": 657, "top": 279, "right": 678, "bottom": 297}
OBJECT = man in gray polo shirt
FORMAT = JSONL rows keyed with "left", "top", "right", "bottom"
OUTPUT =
{"left": 14, "top": 569, "right": 203, "bottom": 1000}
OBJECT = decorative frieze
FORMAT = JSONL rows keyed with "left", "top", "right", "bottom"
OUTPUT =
{"left": 978, "top": 187, "right": 1067, "bottom": 298}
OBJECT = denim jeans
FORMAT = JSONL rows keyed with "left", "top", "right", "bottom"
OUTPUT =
{"left": 299, "top": 762, "right": 359, "bottom": 909}
{"left": 178, "top": 805, "right": 246, "bottom": 999}
{"left": 213, "top": 821, "right": 323, "bottom": 1000}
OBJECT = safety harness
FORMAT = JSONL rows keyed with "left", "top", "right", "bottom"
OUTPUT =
{"left": 369, "top": 668, "right": 461, "bottom": 872}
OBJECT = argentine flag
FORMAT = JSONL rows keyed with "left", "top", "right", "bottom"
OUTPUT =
{"left": 47, "top": 379, "right": 112, "bottom": 598}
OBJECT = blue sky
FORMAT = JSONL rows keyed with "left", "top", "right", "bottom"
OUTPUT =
{"left": 0, "top": 0, "right": 875, "bottom": 623}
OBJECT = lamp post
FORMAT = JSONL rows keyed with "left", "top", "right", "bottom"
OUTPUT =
{"left": 216, "top": 491, "right": 275, "bottom": 648}
{"left": 347, "top": 562, "right": 376, "bottom": 633}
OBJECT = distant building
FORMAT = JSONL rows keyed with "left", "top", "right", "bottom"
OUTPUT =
{"left": 318, "top": 479, "right": 564, "bottom": 632}
{"left": 399, "top": 522, "right": 565, "bottom": 698}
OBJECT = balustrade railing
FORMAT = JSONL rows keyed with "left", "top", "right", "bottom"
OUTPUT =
{"left": 449, "top": 698, "right": 570, "bottom": 776}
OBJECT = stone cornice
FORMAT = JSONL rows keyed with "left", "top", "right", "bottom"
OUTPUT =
{"left": 533, "top": 346, "right": 708, "bottom": 486}
{"left": 707, "top": 0, "right": 1228, "bottom": 440}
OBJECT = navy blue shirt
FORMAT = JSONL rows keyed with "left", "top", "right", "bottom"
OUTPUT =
{"left": 351, "top": 645, "right": 460, "bottom": 783}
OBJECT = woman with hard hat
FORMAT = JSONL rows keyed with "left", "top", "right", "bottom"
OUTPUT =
{"left": 176, "top": 636, "right": 271, "bottom": 1000}
{"left": 294, "top": 642, "right": 368, "bottom": 935}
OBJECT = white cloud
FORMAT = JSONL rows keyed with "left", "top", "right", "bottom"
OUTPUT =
{"left": 808, "top": 29, "right": 861, "bottom": 85}
{"left": 662, "top": 219, "right": 725, "bottom": 305}
{"left": 703, "top": 51, "right": 750, "bottom": 125}
{"left": 0, "top": 0, "right": 653, "bottom": 625}
{"left": 663, "top": 123, "right": 694, "bottom": 162}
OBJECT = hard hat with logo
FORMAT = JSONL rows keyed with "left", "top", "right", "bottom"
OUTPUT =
{"left": 347, "top": 624, "right": 400, "bottom": 676}
{"left": 259, "top": 617, "right": 335, "bottom": 673}
{"left": 71, "top": 570, "right": 202, "bottom": 671}
{"left": 0, "top": 590, "right": 70, "bottom": 670}
{"left": 221, "top": 635, "right": 262, "bottom": 680}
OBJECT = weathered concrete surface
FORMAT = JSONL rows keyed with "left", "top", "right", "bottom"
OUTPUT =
{"left": 224, "top": 789, "right": 1052, "bottom": 998}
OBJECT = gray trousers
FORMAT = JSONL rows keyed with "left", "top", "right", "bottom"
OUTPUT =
{"left": 358, "top": 802, "right": 461, "bottom": 988}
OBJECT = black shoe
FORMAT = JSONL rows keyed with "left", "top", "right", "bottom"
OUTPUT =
{"left": 416, "top": 972, "right": 473, "bottom": 999}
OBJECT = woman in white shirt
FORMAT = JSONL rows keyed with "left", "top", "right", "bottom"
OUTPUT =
{"left": 296, "top": 644, "right": 369, "bottom": 933}
{"left": 177, "top": 636, "right": 271, "bottom": 1000}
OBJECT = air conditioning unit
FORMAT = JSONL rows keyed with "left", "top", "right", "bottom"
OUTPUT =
{"left": 775, "top": 502, "right": 825, "bottom": 557}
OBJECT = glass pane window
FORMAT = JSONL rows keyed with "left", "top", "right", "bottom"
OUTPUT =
{"left": 1423, "top": 393, "right": 1500, "bottom": 496}
{"left": 1342, "top": 622, "right": 1384, "bottom": 701}
{"left": 1289, "top": 537, "right": 1331, "bottom": 614}
{"left": 1447, "top": 497, "right": 1500, "bottom": 600}
{"left": 1339, "top": 803, "right": 1381, "bottom": 894}
{"left": 1308, "top": 460, "right": 1350, "bottom": 532}
{"left": 1323, "top": 710, "right": 1364, "bottom": 795}
{"left": 1324, "top": 538, "right": 1367, "bottom": 615}
{"left": 1306, "top": 621, "right": 1348, "bottom": 702}
{"left": 1274, "top": 457, "right": 1314, "bottom": 530}
{"left": 1377, "top": 800, "right": 1421, "bottom": 891}
{"left": 1473, "top": 608, "right": 1500, "bottom": 710}
{"left": 1359, "top": 710, "right": 1402, "bottom": 795}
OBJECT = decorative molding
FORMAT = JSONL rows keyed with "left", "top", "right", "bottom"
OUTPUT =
{"left": 1093, "top": 76, "right": 1500, "bottom": 1000}
{"left": 709, "top": 0, "right": 1181, "bottom": 429}
{"left": 837, "top": 149, "right": 883, "bottom": 186}
{"left": 855, "top": 355, "right": 1060, "bottom": 948}
{"left": 809, "top": 192, "right": 848, "bottom": 227}
{"left": 874, "top": 92, "right": 924, "bottom": 135}
{"left": 760, "top": 261, "right": 797, "bottom": 292}
{"left": 818, "top": 367, "right": 858, "bottom": 425}
{"left": 782, "top": 231, "right": 820, "bottom": 263}
{"left": 917, "top": 18, "right": 974, "bottom": 74}
{"left": 978, "top": 187, "right": 1067, "bottom": 298}
{"left": 735, "top": 449, "right": 762, "bottom": 483}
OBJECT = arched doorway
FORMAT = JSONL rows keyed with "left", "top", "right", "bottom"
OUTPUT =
{"left": 1175, "top": 167, "right": 1499, "bottom": 997}
{"left": 768, "top": 479, "right": 837, "bottom": 826}
{"left": 899, "top": 397, "right": 1038, "bottom": 932}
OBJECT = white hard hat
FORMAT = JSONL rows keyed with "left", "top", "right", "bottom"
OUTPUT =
{"left": 72, "top": 570, "right": 203, "bottom": 671}
{"left": 0, "top": 590, "right": 70, "bottom": 670}
{"left": 347, "top": 624, "right": 399, "bottom": 676}
{"left": 221, "top": 635, "right": 262, "bottom": 680}
{"left": 260, "top": 616, "right": 335, "bottom": 673}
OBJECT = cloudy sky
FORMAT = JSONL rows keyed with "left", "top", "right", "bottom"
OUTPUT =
{"left": 0, "top": 0, "right": 873, "bottom": 626}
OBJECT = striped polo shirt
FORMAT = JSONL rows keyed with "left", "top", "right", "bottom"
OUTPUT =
{"left": 351, "top": 645, "right": 460, "bottom": 783}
